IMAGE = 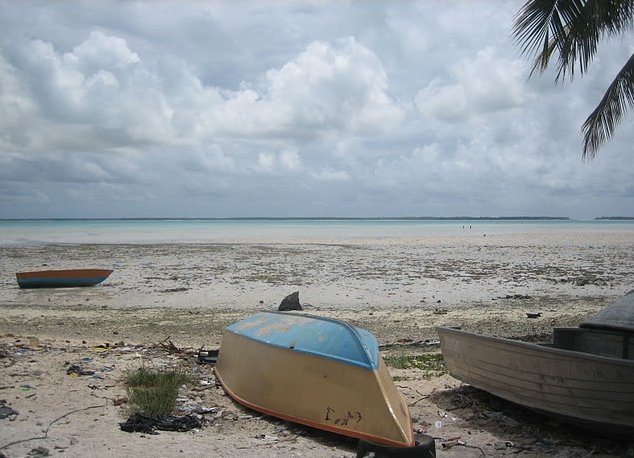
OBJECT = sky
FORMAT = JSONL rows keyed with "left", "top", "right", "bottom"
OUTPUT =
{"left": 0, "top": 1, "right": 633, "bottom": 219}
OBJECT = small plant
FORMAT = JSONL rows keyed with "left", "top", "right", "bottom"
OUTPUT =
{"left": 384, "top": 353, "right": 413, "bottom": 370}
{"left": 125, "top": 367, "right": 192, "bottom": 418}
{"left": 384, "top": 353, "right": 448, "bottom": 379}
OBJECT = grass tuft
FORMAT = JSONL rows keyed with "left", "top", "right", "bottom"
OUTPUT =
{"left": 125, "top": 367, "right": 192, "bottom": 418}
{"left": 384, "top": 353, "right": 447, "bottom": 379}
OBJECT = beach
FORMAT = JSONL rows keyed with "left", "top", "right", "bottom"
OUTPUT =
{"left": 1, "top": 229, "right": 633, "bottom": 456}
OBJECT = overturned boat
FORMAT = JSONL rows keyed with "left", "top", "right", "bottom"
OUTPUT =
{"left": 214, "top": 311, "right": 414, "bottom": 447}
{"left": 438, "top": 290, "right": 634, "bottom": 439}
{"left": 16, "top": 269, "right": 113, "bottom": 289}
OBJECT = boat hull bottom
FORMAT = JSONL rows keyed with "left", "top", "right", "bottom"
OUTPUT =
{"left": 214, "top": 331, "right": 413, "bottom": 447}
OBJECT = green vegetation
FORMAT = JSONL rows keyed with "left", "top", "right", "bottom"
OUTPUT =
{"left": 383, "top": 353, "right": 447, "bottom": 379}
{"left": 513, "top": 1, "right": 634, "bottom": 159}
{"left": 125, "top": 367, "right": 192, "bottom": 417}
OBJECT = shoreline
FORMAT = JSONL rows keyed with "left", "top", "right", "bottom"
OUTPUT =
{"left": 2, "top": 234, "right": 632, "bottom": 345}
{"left": 1, "top": 235, "right": 633, "bottom": 456}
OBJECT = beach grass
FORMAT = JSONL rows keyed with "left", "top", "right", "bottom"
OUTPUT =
{"left": 125, "top": 367, "right": 192, "bottom": 417}
{"left": 384, "top": 353, "right": 447, "bottom": 379}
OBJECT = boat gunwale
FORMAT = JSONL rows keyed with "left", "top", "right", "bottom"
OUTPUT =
{"left": 226, "top": 311, "right": 379, "bottom": 370}
{"left": 437, "top": 326, "right": 634, "bottom": 367}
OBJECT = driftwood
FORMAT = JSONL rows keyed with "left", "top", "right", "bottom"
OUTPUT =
{"left": 158, "top": 336, "right": 181, "bottom": 353}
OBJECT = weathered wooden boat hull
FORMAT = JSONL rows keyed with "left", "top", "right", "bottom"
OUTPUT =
{"left": 214, "top": 312, "right": 414, "bottom": 447}
{"left": 438, "top": 326, "right": 634, "bottom": 438}
{"left": 16, "top": 269, "right": 113, "bottom": 289}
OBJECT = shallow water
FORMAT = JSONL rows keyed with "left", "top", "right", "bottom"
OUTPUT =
{"left": 1, "top": 218, "right": 633, "bottom": 245}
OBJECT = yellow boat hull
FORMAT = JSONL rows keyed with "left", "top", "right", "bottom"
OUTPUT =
{"left": 215, "top": 323, "right": 413, "bottom": 447}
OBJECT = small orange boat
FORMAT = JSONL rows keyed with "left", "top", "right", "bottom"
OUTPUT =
{"left": 214, "top": 311, "right": 414, "bottom": 447}
{"left": 16, "top": 269, "right": 113, "bottom": 289}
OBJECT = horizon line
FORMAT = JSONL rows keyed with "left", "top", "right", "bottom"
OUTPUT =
{"left": 0, "top": 215, "right": 607, "bottom": 221}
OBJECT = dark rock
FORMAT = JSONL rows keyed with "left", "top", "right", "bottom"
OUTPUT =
{"left": 278, "top": 291, "right": 302, "bottom": 311}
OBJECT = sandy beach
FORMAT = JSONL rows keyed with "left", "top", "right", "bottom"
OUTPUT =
{"left": 1, "top": 232, "right": 633, "bottom": 457}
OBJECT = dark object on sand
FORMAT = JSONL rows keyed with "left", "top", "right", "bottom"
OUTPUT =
{"left": 526, "top": 312, "right": 541, "bottom": 319}
{"left": 197, "top": 349, "right": 219, "bottom": 365}
{"left": 0, "top": 405, "right": 18, "bottom": 420}
{"left": 278, "top": 291, "right": 302, "bottom": 311}
{"left": 438, "top": 290, "right": 634, "bottom": 440}
{"left": 16, "top": 269, "right": 113, "bottom": 289}
{"left": 119, "top": 413, "right": 202, "bottom": 434}
{"left": 66, "top": 364, "right": 95, "bottom": 376}
{"left": 357, "top": 432, "right": 436, "bottom": 457}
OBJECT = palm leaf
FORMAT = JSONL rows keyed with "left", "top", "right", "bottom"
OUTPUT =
{"left": 582, "top": 52, "right": 634, "bottom": 159}
{"left": 514, "top": 0, "right": 634, "bottom": 80}
{"left": 514, "top": 0, "right": 634, "bottom": 159}
{"left": 513, "top": 0, "right": 586, "bottom": 77}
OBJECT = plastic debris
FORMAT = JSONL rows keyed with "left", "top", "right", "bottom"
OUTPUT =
{"left": 179, "top": 404, "right": 217, "bottom": 415}
{"left": 197, "top": 349, "right": 219, "bottom": 365}
{"left": 256, "top": 434, "right": 279, "bottom": 442}
{"left": 66, "top": 364, "right": 95, "bottom": 376}
{"left": 441, "top": 436, "right": 465, "bottom": 449}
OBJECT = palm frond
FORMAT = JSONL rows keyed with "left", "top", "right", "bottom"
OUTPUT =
{"left": 513, "top": 0, "right": 586, "bottom": 76}
{"left": 514, "top": 0, "right": 634, "bottom": 81}
{"left": 559, "top": 0, "right": 634, "bottom": 80}
{"left": 582, "top": 52, "right": 634, "bottom": 160}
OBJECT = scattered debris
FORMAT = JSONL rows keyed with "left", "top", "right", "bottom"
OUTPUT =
{"left": 66, "top": 364, "right": 95, "bottom": 377}
{"left": 255, "top": 434, "right": 279, "bottom": 442}
{"left": 440, "top": 436, "right": 464, "bottom": 449}
{"left": 158, "top": 336, "right": 182, "bottom": 353}
{"left": 499, "top": 294, "right": 532, "bottom": 300}
{"left": 197, "top": 349, "right": 219, "bottom": 365}
{"left": 0, "top": 402, "right": 18, "bottom": 420}
{"left": 119, "top": 413, "right": 203, "bottom": 434}
{"left": 379, "top": 339, "right": 440, "bottom": 350}
{"left": 26, "top": 446, "right": 50, "bottom": 457}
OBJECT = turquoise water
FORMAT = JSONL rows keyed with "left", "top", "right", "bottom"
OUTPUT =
{"left": 1, "top": 218, "right": 633, "bottom": 245}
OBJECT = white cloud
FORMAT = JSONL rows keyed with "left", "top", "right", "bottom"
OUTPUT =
{"left": 67, "top": 31, "right": 140, "bottom": 70}
{"left": 0, "top": 0, "right": 632, "bottom": 219}
{"left": 311, "top": 168, "right": 351, "bottom": 182}
{"left": 257, "top": 152, "right": 276, "bottom": 172}
{"left": 415, "top": 47, "right": 527, "bottom": 120}
{"left": 0, "top": 52, "right": 36, "bottom": 150}
{"left": 254, "top": 149, "right": 302, "bottom": 174}
{"left": 279, "top": 150, "right": 301, "bottom": 170}
{"left": 205, "top": 38, "right": 405, "bottom": 137}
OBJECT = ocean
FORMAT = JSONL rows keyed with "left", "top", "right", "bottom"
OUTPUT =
{"left": 1, "top": 218, "right": 633, "bottom": 246}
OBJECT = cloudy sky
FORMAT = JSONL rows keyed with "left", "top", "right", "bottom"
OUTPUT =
{"left": 1, "top": 1, "right": 632, "bottom": 219}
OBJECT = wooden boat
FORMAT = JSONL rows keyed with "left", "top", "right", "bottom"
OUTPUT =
{"left": 214, "top": 311, "right": 414, "bottom": 447}
{"left": 16, "top": 269, "right": 113, "bottom": 289}
{"left": 438, "top": 290, "right": 634, "bottom": 439}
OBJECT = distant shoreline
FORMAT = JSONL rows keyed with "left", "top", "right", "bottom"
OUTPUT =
{"left": 595, "top": 216, "right": 634, "bottom": 220}
{"left": 0, "top": 216, "right": 574, "bottom": 221}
